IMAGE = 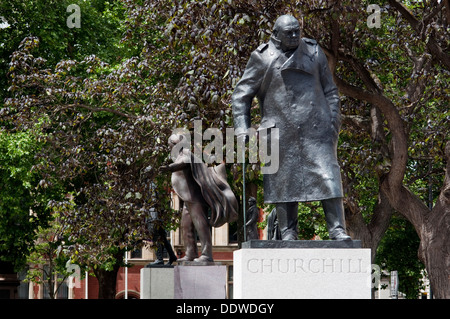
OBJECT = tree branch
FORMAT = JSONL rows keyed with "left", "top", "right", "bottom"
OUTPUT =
{"left": 368, "top": 190, "right": 394, "bottom": 250}
{"left": 333, "top": 75, "right": 376, "bottom": 101}
{"left": 423, "top": 0, "right": 445, "bottom": 25}
{"left": 334, "top": 75, "right": 408, "bottom": 187}
{"left": 338, "top": 51, "right": 383, "bottom": 93}
{"left": 60, "top": 104, "right": 137, "bottom": 120}
{"left": 389, "top": 0, "right": 450, "bottom": 70}
{"left": 329, "top": 14, "right": 340, "bottom": 72}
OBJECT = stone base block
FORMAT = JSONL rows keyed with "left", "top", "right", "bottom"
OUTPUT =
{"left": 242, "top": 239, "right": 362, "bottom": 249}
{"left": 140, "top": 264, "right": 227, "bottom": 299}
{"left": 140, "top": 266, "right": 175, "bottom": 299}
{"left": 233, "top": 247, "right": 371, "bottom": 299}
{"left": 174, "top": 265, "right": 227, "bottom": 299}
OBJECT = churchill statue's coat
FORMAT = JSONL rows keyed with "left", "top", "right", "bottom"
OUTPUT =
{"left": 232, "top": 37, "right": 343, "bottom": 203}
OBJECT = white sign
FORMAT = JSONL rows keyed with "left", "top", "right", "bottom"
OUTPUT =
{"left": 390, "top": 270, "right": 399, "bottom": 298}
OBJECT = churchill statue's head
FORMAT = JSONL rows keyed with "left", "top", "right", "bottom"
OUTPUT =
{"left": 272, "top": 15, "right": 301, "bottom": 52}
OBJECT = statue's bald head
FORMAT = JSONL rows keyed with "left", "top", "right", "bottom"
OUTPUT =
{"left": 168, "top": 134, "right": 183, "bottom": 147}
{"left": 272, "top": 15, "right": 301, "bottom": 52}
{"left": 273, "top": 15, "right": 299, "bottom": 32}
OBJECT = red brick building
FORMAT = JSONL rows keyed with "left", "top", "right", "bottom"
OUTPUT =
{"left": 24, "top": 205, "right": 265, "bottom": 299}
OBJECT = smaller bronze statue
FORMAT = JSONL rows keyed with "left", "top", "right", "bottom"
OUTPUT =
{"left": 266, "top": 207, "right": 281, "bottom": 240}
{"left": 146, "top": 209, "right": 177, "bottom": 266}
{"left": 245, "top": 197, "right": 260, "bottom": 240}
{"left": 161, "top": 134, "right": 238, "bottom": 262}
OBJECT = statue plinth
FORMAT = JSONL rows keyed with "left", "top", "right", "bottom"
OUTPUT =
{"left": 242, "top": 239, "right": 361, "bottom": 249}
{"left": 176, "top": 260, "right": 222, "bottom": 266}
{"left": 234, "top": 240, "right": 371, "bottom": 299}
{"left": 140, "top": 262, "right": 227, "bottom": 299}
{"left": 174, "top": 264, "right": 227, "bottom": 299}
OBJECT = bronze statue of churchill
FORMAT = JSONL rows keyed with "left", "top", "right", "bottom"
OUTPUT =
{"left": 232, "top": 15, "right": 351, "bottom": 241}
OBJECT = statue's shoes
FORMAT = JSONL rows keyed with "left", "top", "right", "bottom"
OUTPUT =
{"left": 332, "top": 233, "right": 352, "bottom": 241}
{"left": 193, "top": 255, "right": 214, "bottom": 263}
{"left": 177, "top": 256, "right": 195, "bottom": 262}
{"left": 167, "top": 256, "right": 177, "bottom": 265}
{"left": 145, "top": 259, "right": 164, "bottom": 267}
{"left": 150, "top": 259, "right": 164, "bottom": 265}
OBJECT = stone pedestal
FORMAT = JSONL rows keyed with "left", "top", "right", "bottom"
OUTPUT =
{"left": 140, "top": 263, "right": 227, "bottom": 299}
{"left": 233, "top": 240, "right": 371, "bottom": 299}
{"left": 140, "top": 266, "right": 175, "bottom": 299}
{"left": 174, "top": 264, "right": 227, "bottom": 299}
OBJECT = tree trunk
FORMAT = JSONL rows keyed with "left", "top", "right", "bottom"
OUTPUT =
{"left": 93, "top": 267, "right": 120, "bottom": 299}
{"left": 418, "top": 142, "right": 450, "bottom": 298}
{"left": 419, "top": 206, "right": 450, "bottom": 299}
{"left": 345, "top": 190, "right": 393, "bottom": 262}
{"left": 336, "top": 68, "right": 450, "bottom": 298}
{"left": 327, "top": 1, "right": 449, "bottom": 297}
{"left": 380, "top": 142, "right": 450, "bottom": 299}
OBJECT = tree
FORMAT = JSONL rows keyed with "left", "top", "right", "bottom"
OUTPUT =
{"left": 0, "top": 0, "right": 131, "bottom": 106}
{"left": 24, "top": 210, "right": 74, "bottom": 299}
{"left": 123, "top": 0, "right": 449, "bottom": 297}
{"left": 2, "top": 0, "right": 448, "bottom": 299}
{"left": 375, "top": 214, "right": 426, "bottom": 299}
{"left": 3, "top": 34, "right": 180, "bottom": 298}
{"left": 0, "top": 130, "right": 53, "bottom": 270}
{"left": 1, "top": 0, "right": 157, "bottom": 298}
{"left": 317, "top": 0, "right": 449, "bottom": 298}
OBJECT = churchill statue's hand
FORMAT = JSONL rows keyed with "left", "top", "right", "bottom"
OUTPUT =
{"left": 159, "top": 165, "right": 170, "bottom": 172}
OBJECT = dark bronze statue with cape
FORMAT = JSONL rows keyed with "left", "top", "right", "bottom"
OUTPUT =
{"left": 161, "top": 134, "right": 238, "bottom": 262}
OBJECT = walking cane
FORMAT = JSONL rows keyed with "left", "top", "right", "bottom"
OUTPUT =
{"left": 242, "top": 135, "right": 246, "bottom": 243}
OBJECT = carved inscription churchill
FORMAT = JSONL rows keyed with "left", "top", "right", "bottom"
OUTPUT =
{"left": 246, "top": 257, "right": 366, "bottom": 274}
{"left": 233, "top": 248, "right": 373, "bottom": 298}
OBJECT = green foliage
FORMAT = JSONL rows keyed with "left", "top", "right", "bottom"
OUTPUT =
{"left": 297, "top": 203, "right": 329, "bottom": 240}
{"left": 0, "top": 130, "right": 49, "bottom": 269}
{"left": 0, "top": 1, "right": 151, "bottom": 284}
{"left": 24, "top": 210, "right": 74, "bottom": 299}
{"left": 0, "top": 0, "right": 128, "bottom": 63}
{"left": 1, "top": 3, "right": 178, "bottom": 278}
{"left": 0, "top": 0, "right": 129, "bottom": 106}
{"left": 376, "top": 215, "right": 426, "bottom": 299}
{"left": 1, "top": 0, "right": 448, "bottom": 298}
